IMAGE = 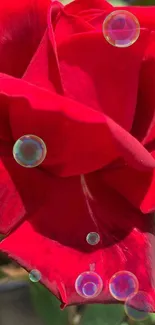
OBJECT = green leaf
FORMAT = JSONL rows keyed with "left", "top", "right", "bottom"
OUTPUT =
{"left": 109, "top": 0, "right": 128, "bottom": 5}
{"left": 61, "top": 0, "right": 73, "bottom": 3}
{"left": 149, "top": 313, "right": 155, "bottom": 322}
{"left": 131, "top": 0, "right": 155, "bottom": 5}
{"left": 81, "top": 303, "right": 125, "bottom": 325}
{"left": 126, "top": 319, "right": 152, "bottom": 325}
{"left": 30, "top": 283, "right": 68, "bottom": 325}
{"left": 122, "top": 313, "right": 153, "bottom": 325}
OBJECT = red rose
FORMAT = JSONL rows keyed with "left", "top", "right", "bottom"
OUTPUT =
{"left": 0, "top": 0, "right": 155, "bottom": 310}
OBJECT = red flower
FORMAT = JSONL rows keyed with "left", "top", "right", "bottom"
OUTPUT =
{"left": 0, "top": 0, "right": 155, "bottom": 310}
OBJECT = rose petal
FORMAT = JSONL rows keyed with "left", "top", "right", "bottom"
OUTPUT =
{"left": 56, "top": 29, "right": 149, "bottom": 132}
{"left": 0, "top": 75, "right": 155, "bottom": 176}
{"left": 131, "top": 32, "right": 155, "bottom": 147}
{"left": 0, "top": 74, "right": 119, "bottom": 175}
{"left": 64, "top": 0, "right": 113, "bottom": 16}
{"left": 0, "top": 158, "right": 25, "bottom": 235}
{"left": 100, "top": 163, "right": 155, "bottom": 214}
{"left": 0, "top": 141, "right": 63, "bottom": 234}
{"left": 89, "top": 6, "right": 155, "bottom": 31}
{"left": 53, "top": 5, "right": 95, "bottom": 44}
{"left": 0, "top": 0, "right": 50, "bottom": 77}
{"left": 0, "top": 173, "right": 154, "bottom": 308}
{"left": 115, "top": 6, "right": 155, "bottom": 30}
{"left": 23, "top": 30, "right": 64, "bottom": 94}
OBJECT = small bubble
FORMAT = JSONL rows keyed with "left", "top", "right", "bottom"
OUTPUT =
{"left": 109, "top": 271, "right": 139, "bottom": 301}
{"left": 29, "top": 269, "right": 41, "bottom": 282}
{"left": 13, "top": 135, "right": 47, "bottom": 168}
{"left": 103, "top": 10, "right": 140, "bottom": 48}
{"left": 124, "top": 291, "right": 154, "bottom": 321}
{"left": 75, "top": 271, "right": 103, "bottom": 298}
{"left": 86, "top": 232, "right": 100, "bottom": 245}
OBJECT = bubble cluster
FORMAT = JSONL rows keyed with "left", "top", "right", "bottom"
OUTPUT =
{"left": 103, "top": 10, "right": 140, "bottom": 48}
{"left": 109, "top": 271, "right": 139, "bottom": 301}
{"left": 86, "top": 232, "right": 100, "bottom": 245}
{"left": 13, "top": 135, "right": 47, "bottom": 168}
{"left": 29, "top": 269, "right": 41, "bottom": 283}
{"left": 75, "top": 271, "right": 103, "bottom": 298}
{"left": 125, "top": 291, "right": 154, "bottom": 321}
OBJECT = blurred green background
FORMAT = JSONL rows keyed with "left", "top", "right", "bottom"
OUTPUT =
{"left": 0, "top": 0, "right": 155, "bottom": 325}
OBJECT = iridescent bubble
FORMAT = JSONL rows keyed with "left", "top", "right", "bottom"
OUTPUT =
{"left": 83, "top": 282, "right": 97, "bottom": 296}
{"left": 125, "top": 291, "right": 154, "bottom": 321}
{"left": 75, "top": 271, "right": 103, "bottom": 298}
{"left": 13, "top": 135, "right": 47, "bottom": 168}
{"left": 102, "top": 10, "right": 140, "bottom": 48}
{"left": 29, "top": 269, "right": 41, "bottom": 283}
{"left": 86, "top": 232, "right": 100, "bottom": 245}
{"left": 109, "top": 271, "right": 139, "bottom": 301}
